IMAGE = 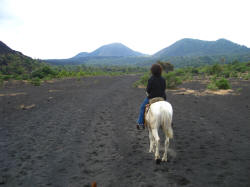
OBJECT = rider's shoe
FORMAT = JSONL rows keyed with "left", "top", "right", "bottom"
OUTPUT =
{"left": 136, "top": 124, "right": 140, "bottom": 130}
{"left": 137, "top": 124, "right": 145, "bottom": 130}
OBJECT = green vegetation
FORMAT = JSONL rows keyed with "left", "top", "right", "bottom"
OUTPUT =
{"left": 207, "top": 77, "right": 231, "bottom": 90}
{"left": 0, "top": 53, "right": 148, "bottom": 86}
{"left": 0, "top": 53, "right": 42, "bottom": 80}
{"left": 0, "top": 64, "right": 147, "bottom": 85}
{"left": 236, "top": 88, "right": 243, "bottom": 93}
{"left": 133, "top": 73, "right": 150, "bottom": 87}
{"left": 135, "top": 61, "right": 250, "bottom": 90}
{"left": 215, "top": 78, "right": 231, "bottom": 89}
{"left": 1, "top": 51, "right": 249, "bottom": 90}
{"left": 162, "top": 72, "right": 182, "bottom": 89}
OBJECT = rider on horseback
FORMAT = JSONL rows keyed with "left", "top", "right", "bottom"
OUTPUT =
{"left": 137, "top": 63, "right": 166, "bottom": 129}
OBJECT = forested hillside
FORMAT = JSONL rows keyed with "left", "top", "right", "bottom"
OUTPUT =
{"left": 0, "top": 41, "right": 44, "bottom": 80}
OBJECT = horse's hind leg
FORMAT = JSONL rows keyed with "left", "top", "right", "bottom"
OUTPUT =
{"left": 162, "top": 137, "right": 169, "bottom": 162}
{"left": 148, "top": 130, "right": 154, "bottom": 153}
{"left": 151, "top": 128, "right": 160, "bottom": 160}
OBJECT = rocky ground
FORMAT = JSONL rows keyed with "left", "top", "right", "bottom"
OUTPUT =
{"left": 0, "top": 75, "right": 250, "bottom": 187}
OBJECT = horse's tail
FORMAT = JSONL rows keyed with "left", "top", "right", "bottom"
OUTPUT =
{"left": 161, "top": 105, "right": 174, "bottom": 139}
{"left": 167, "top": 123, "right": 174, "bottom": 139}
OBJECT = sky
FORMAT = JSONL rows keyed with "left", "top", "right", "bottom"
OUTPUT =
{"left": 0, "top": 0, "right": 250, "bottom": 59}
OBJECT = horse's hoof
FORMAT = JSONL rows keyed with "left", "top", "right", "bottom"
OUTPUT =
{"left": 156, "top": 158, "right": 161, "bottom": 164}
{"left": 162, "top": 158, "right": 168, "bottom": 162}
{"left": 149, "top": 149, "right": 155, "bottom": 153}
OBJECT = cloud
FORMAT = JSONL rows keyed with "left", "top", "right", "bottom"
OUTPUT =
{"left": 1, "top": 0, "right": 250, "bottom": 58}
{"left": 0, "top": 0, "right": 12, "bottom": 22}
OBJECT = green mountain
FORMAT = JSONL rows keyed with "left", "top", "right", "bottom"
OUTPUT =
{"left": 154, "top": 38, "right": 250, "bottom": 57}
{"left": 46, "top": 43, "right": 148, "bottom": 65}
{"left": 85, "top": 43, "right": 146, "bottom": 57}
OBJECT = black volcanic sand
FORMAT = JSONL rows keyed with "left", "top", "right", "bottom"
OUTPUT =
{"left": 0, "top": 75, "right": 250, "bottom": 187}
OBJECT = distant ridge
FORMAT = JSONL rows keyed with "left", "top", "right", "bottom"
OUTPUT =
{"left": 154, "top": 38, "right": 250, "bottom": 58}
{"left": 39, "top": 38, "right": 250, "bottom": 66}
{"left": 45, "top": 43, "right": 148, "bottom": 65}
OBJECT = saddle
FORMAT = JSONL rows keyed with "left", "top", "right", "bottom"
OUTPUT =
{"left": 144, "top": 97, "right": 165, "bottom": 126}
{"left": 148, "top": 97, "right": 165, "bottom": 105}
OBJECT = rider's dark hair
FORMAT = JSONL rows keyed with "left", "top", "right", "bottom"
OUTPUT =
{"left": 151, "top": 63, "right": 162, "bottom": 76}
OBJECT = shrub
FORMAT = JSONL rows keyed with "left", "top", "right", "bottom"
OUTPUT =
{"left": 157, "top": 61, "right": 174, "bottom": 73}
{"left": 77, "top": 73, "right": 81, "bottom": 81}
{"left": 182, "top": 73, "right": 193, "bottom": 81}
{"left": 215, "top": 78, "right": 231, "bottom": 89}
{"left": 31, "top": 66, "right": 56, "bottom": 79}
{"left": 191, "top": 68, "right": 199, "bottom": 75}
{"left": 133, "top": 73, "right": 150, "bottom": 87}
{"left": 163, "top": 72, "right": 182, "bottom": 89}
{"left": 232, "top": 60, "right": 240, "bottom": 65}
{"left": 233, "top": 64, "right": 247, "bottom": 73}
{"left": 2, "top": 75, "right": 14, "bottom": 80}
{"left": 14, "top": 75, "right": 23, "bottom": 80}
{"left": 207, "top": 77, "right": 231, "bottom": 90}
{"left": 31, "top": 77, "right": 41, "bottom": 86}
{"left": 230, "top": 71, "right": 238, "bottom": 78}
{"left": 221, "top": 70, "right": 231, "bottom": 78}
{"left": 140, "top": 73, "right": 150, "bottom": 86}
{"left": 243, "top": 73, "right": 250, "bottom": 80}
{"left": 21, "top": 74, "right": 30, "bottom": 80}
{"left": 209, "top": 64, "right": 223, "bottom": 75}
{"left": 236, "top": 88, "right": 242, "bottom": 93}
{"left": 175, "top": 69, "right": 185, "bottom": 76}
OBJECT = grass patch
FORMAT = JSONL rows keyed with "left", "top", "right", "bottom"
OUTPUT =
{"left": 236, "top": 88, "right": 242, "bottom": 93}
{"left": 207, "top": 82, "right": 218, "bottom": 90}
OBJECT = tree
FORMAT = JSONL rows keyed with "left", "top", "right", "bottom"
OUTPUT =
{"left": 157, "top": 61, "right": 174, "bottom": 73}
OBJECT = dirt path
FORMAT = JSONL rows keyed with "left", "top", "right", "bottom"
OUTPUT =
{"left": 0, "top": 76, "right": 250, "bottom": 186}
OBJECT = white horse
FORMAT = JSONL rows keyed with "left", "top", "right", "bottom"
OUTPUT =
{"left": 145, "top": 101, "right": 173, "bottom": 162}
